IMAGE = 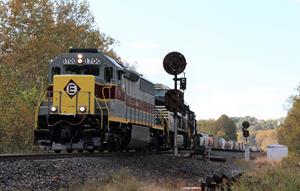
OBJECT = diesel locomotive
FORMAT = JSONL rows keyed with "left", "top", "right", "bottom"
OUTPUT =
{"left": 34, "top": 48, "right": 197, "bottom": 153}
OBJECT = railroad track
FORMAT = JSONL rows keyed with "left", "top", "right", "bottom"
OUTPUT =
{"left": 211, "top": 148, "right": 245, "bottom": 153}
{"left": 0, "top": 151, "right": 171, "bottom": 161}
{"left": 0, "top": 148, "right": 250, "bottom": 162}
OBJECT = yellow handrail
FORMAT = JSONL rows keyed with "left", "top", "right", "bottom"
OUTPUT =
{"left": 101, "top": 85, "right": 112, "bottom": 130}
{"left": 95, "top": 98, "right": 104, "bottom": 130}
{"left": 34, "top": 90, "right": 48, "bottom": 128}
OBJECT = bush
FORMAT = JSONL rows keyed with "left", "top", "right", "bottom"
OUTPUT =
{"left": 232, "top": 154, "right": 300, "bottom": 191}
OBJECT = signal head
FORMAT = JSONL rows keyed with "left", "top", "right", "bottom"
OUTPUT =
{"left": 243, "top": 130, "right": 250, "bottom": 138}
{"left": 163, "top": 52, "right": 187, "bottom": 75}
{"left": 242, "top": 121, "right": 250, "bottom": 129}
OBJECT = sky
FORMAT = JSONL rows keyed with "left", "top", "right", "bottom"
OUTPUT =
{"left": 88, "top": 0, "right": 300, "bottom": 119}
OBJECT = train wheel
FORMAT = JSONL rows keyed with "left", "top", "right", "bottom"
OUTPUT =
{"left": 107, "top": 144, "right": 114, "bottom": 152}
{"left": 88, "top": 149, "right": 94, "bottom": 153}
{"left": 54, "top": 150, "right": 61, "bottom": 153}
{"left": 66, "top": 149, "right": 73, "bottom": 153}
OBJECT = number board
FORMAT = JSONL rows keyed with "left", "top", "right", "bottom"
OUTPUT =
{"left": 62, "top": 57, "right": 101, "bottom": 65}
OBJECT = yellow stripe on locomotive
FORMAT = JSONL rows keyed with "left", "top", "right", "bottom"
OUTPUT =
{"left": 52, "top": 75, "right": 95, "bottom": 115}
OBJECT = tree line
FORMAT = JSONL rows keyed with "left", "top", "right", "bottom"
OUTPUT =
{"left": 197, "top": 114, "right": 237, "bottom": 141}
{"left": 0, "top": 0, "right": 119, "bottom": 153}
{"left": 278, "top": 86, "right": 300, "bottom": 154}
{"left": 198, "top": 115, "right": 282, "bottom": 148}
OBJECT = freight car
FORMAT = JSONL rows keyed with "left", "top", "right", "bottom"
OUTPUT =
{"left": 194, "top": 133, "right": 245, "bottom": 155}
{"left": 34, "top": 48, "right": 196, "bottom": 153}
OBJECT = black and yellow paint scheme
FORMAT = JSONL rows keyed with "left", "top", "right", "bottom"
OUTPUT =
{"left": 53, "top": 75, "right": 95, "bottom": 115}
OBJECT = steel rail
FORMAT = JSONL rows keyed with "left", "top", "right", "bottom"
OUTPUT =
{"left": 0, "top": 148, "right": 250, "bottom": 162}
{"left": 0, "top": 151, "right": 167, "bottom": 161}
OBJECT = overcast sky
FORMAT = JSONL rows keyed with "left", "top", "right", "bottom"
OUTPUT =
{"left": 88, "top": 0, "right": 300, "bottom": 119}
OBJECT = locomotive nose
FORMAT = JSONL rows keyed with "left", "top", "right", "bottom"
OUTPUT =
{"left": 52, "top": 75, "right": 95, "bottom": 115}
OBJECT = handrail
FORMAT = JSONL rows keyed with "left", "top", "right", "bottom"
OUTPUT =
{"left": 101, "top": 86, "right": 111, "bottom": 130}
{"left": 95, "top": 98, "right": 103, "bottom": 130}
{"left": 34, "top": 90, "right": 48, "bottom": 128}
{"left": 88, "top": 92, "right": 91, "bottom": 114}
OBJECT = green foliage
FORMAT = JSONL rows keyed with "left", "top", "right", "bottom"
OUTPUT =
{"left": 216, "top": 115, "right": 237, "bottom": 141}
{"left": 0, "top": 0, "right": 119, "bottom": 153}
{"left": 197, "top": 114, "right": 237, "bottom": 140}
{"left": 199, "top": 115, "right": 281, "bottom": 147}
{"left": 233, "top": 116, "right": 281, "bottom": 147}
{"left": 197, "top": 119, "right": 216, "bottom": 135}
{"left": 231, "top": 116, "right": 282, "bottom": 131}
{"left": 278, "top": 87, "right": 300, "bottom": 153}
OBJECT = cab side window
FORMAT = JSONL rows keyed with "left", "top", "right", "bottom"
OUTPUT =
{"left": 104, "top": 67, "right": 113, "bottom": 82}
{"left": 83, "top": 66, "right": 100, "bottom": 76}
{"left": 117, "top": 70, "right": 122, "bottom": 81}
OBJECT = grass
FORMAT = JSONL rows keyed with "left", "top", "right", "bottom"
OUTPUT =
{"left": 61, "top": 153, "right": 300, "bottom": 191}
{"left": 63, "top": 168, "right": 184, "bottom": 191}
{"left": 232, "top": 153, "right": 300, "bottom": 191}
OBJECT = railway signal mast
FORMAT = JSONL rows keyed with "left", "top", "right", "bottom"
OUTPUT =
{"left": 163, "top": 52, "right": 187, "bottom": 156}
{"left": 242, "top": 121, "right": 250, "bottom": 161}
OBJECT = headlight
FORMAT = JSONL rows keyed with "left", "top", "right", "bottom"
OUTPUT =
{"left": 77, "top": 58, "right": 83, "bottom": 64}
{"left": 51, "top": 106, "right": 57, "bottom": 112}
{"left": 79, "top": 106, "right": 86, "bottom": 113}
{"left": 77, "top": 54, "right": 83, "bottom": 63}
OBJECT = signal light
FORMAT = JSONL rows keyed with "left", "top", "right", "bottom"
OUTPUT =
{"left": 163, "top": 52, "right": 187, "bottom": 75}
{"left": 179, "top": 77, "right": 186, "bottom": 90}
{"left": 165, "top": 89, "right": 184, "bottom": 112}
{"left": 243, "top": 129, "right": 249, "bottom": 138}
{"left": 242, "top": 121, "right": 250, "bottom": 138}
{"left": 242, "top": 121, "right": 250, "bottom": 129}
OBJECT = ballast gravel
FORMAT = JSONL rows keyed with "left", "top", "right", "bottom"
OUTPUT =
{"left": 0, "top": 152, "right": 242, "bottom": 191}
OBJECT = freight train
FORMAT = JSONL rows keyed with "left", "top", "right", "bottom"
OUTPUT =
{"left": 194, "top": 134, "right": 245, "bottom": 153}
{"left": 194, "top": 133, "right": 261, "bottom": 155}
{"left": 34, "top": 48, "right": 197, "bottom": 153}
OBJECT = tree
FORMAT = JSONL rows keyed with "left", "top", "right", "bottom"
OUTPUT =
{"left": 197, "top": 115, "right": 237, "bottom": 141}
{"left": 216, "top": 115, "right": 237, "bottom": 141}
{"left": 0, "top": 0, "right": 119, "bottom": 152}
{"left": 278, "top": 87, "right": 300, "bottom": 153}
{"left": 197, "top": 119, "right": 216, "bottom": 135}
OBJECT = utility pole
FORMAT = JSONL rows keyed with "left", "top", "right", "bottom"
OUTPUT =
{"left": 174, "top": 74, "right": 178, "bottom": 156}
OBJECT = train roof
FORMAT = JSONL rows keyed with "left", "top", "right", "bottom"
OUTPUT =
{"left": 155, "top": 83, "right": 170, "bottom": 90}
{"left": 49, "top": 50, "right": 123, "bottom": 69}
{"left": 49, "top": 48, "right": 153, "bottom": 84}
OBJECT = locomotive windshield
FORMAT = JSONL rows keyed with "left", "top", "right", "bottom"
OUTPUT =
{"left": 64, "top": 65, "right": 100, "bottom": 76}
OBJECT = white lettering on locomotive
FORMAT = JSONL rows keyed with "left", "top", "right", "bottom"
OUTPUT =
{"left": 66, "top": 83, "right": 78, "bottom": 96}
{"left": 63, "top": 57, "right": 100, "bottom": 64}
{"left": 64, "top": 80, "right": 81, "bottom": 98}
